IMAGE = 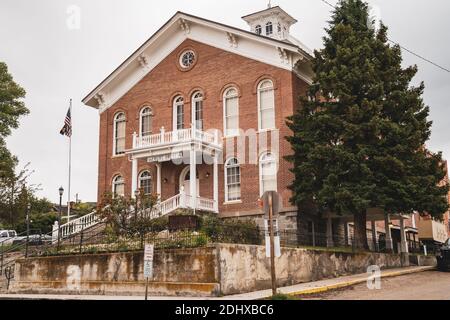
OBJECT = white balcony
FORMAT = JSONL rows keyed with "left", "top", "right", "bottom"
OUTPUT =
{"left": 130, "top": 127, "right": 222, "bottom": 155}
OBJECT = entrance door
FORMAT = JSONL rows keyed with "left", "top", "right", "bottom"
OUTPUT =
{"left": 181, "top": 168, "right": 200, "bottom": 197}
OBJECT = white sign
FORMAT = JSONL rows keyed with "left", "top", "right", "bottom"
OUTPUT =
{"left": 144, "top": 244, "right": 154, "bottom": 279}
{"left": 264, "top": 219, "right": 281, "bottom": 258}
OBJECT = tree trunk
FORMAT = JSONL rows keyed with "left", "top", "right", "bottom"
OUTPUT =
{"left": 353, "top": 211, "right": 369, "bottom": 250}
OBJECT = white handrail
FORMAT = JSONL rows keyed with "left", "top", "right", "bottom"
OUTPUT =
{"left": 134, "top": 127, "right": 219, "bottom": 149}
{"left": 55, "top": 193, "right": 217, "bottom": 240}
{"left": 58, "top": 210, "right": 99, "bottom": 239}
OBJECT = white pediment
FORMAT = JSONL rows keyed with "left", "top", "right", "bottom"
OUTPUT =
{"left": 83, "top": 12, "right": 313, "bottom": 114}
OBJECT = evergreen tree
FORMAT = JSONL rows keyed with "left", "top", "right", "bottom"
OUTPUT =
{"left": 286, "top": 0, "right": 449, "bottom": 249}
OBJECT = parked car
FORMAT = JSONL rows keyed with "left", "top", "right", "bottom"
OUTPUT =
{"left": 437, "top": 238, "right": 450, "bottom": 271}
{"left": 12, "top": 234, "right": 52, "bottom": 246}
{"left": 0, "top": 230, "right": 18, "bottom": 246}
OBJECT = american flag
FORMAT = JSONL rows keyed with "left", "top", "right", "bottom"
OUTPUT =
{"left": 60, "top": 108, "right": 72, "bottom": 137}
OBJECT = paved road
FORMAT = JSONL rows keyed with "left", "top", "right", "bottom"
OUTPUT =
{"left": 302, "top": 271, "right": 450, "bottom": 300}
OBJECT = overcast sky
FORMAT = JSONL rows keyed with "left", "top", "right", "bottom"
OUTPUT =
{"left": 0, "top": 0, "right": 449, "bottom": 203}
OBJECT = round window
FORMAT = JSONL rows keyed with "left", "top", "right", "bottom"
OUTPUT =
{"left": 180, "top": 50, "right": 196, "bottom": 69}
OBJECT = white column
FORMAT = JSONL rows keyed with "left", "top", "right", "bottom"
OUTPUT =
{"left": 190, "top": 147, "right": 197, "bottom": 210}
{"left": 131, "top": 158, "right": 138, "bottom": 198}
{"left": 213, "top": 153, "right": 219, "bottom": 213}
{"left": 400, "top": 217, "right": 409, "bottom": 253}
{"left": 384, "top": 214, "right": 393, "bottom": 251}
{"left": 180, "top": 186, "right": 186, "bottom": 208}
{"left": 156, "top": 163, "right": 162, "bottom": 198}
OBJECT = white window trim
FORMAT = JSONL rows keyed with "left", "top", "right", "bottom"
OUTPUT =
{"left": 138, "top": 170, "right": 153, "bottom": 195}
{"left": 266, "top": 22, "right": 273, "bottom": 36}
{"left": 259, "top": 152, "right": 278, "bottom": 197}
{"left": 113, "top": 112, "right": 126, "bottom": 157}
{"left": 223, "top": 87, "right": 240, "bottom": 138}
{"left": 112, "top": 175, "right": 125, "bottom": 197}
{"left": 172, "top": 96, "right": 184, "bottom": 131}
{"left": 257, "top": 80, "right": 276, "bottom": 132}
{"left": 179, "top": 50, "right": 196, "bottom": 69}
{"left": 224, "top": 157, "right": 241, "bottom": 203}
{"left": 139, "top": 107, "right": 153, "bottom": 137}
{"left": 191, "top": 91, "right": 204, "bottom": 130}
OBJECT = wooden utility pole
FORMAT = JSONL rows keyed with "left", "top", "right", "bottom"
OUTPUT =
{"left": 268, "top": 192, "right": 277, "bottom": 296}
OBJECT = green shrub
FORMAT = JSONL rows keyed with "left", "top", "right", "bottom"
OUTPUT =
{"left": 200, "top": 215, "right": 261, "bottom": 245}
{"left": 149, "top": 216, "right": 169, "bottom": 232}
{"left": 270, "top": 294, "right": 298, "bottom": 300}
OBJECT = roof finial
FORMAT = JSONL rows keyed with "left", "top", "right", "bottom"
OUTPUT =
{"left": 268, "top": 0, "right": 272, "bottom": 8}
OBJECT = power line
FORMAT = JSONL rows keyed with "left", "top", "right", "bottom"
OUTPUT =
{"left": 318, "top": 0, "right": 450, "bottom": 73}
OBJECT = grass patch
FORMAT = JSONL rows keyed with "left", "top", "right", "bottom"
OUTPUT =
{"left": 270, "top": 293, "right": 300, "bottom": 300}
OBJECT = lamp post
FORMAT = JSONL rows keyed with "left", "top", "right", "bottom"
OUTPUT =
{"left": 58, "top": 187, "right": 64, "bottom": 251}
{"left": 25, "top": 203, "right": 31, "bottom": 258}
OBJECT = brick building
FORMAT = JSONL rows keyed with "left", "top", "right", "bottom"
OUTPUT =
{"left": 83, "top": 6, "right": 314, "bottom": 231}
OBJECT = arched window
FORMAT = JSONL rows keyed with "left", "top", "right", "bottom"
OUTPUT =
{"left": 139, "top": 171, "right": 152, "bottom": 195}
{"left": 223, "top": 88, "right": 239, "bottom": 137}
{"left": 266, "top": 22, "right": 273, "bottom": 36}
{"left": 259, "top": 152, "right": 277, "bottom": 196}
{"left": 173, "top": 96, "right": 184, "bottom": 130}
{"left": 113, "top": 112, "right": 126, "bottom": 155}
{"left": 257, "top": 80, "right": 275, "bottom": 131}
{"left": 112, "top": 175, "right": 125, "bottom": 197}
{"left": 140, "top": 107, "right": 153, "bottom": 137}
{"left": 225, "top": 158, "right": 241, "bottom": 202}
{"left": 255, "top": 25, "right": 262, "bottom": 35}
{"left": 192, "top": 91, "right": 204, "bottom": 130}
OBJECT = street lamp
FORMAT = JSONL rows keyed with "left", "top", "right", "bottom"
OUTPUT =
{"left": 58, "top": 187, "right": 64, "bottom": 251}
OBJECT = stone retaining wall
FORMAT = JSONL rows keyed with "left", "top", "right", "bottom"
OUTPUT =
{"left": 12, "top": 244, "right": 429, "bottom": 296}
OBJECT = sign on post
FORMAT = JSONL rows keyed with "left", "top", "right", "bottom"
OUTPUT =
{"left": 261, "top": 191, "right": 281, "bottom": 296}
{"left": 144, "top": 243, "right": 154, "bottom": 300}
{"left": 264, "top": 219, "right": 281, "bottom": 258}
{"left": 262, "top": 192, "right": 281, "bottom": 219}
{"left": 144, "top": 244, "right": 154, "bottom": 278}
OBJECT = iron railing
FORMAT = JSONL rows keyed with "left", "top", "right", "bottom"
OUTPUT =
{"left": 0, "top": 220, "right": 439, "bottom": 290}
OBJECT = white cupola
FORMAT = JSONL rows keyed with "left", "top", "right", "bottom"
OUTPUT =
{"left": 242, "top": 5, "right": 297, "bottom": 41}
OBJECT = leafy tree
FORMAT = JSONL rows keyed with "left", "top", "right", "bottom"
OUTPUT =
{"left": 0, "top": 163, "right": 40, "bottom": 227}
{"left": 0, "top": 61, "right": 30, "bottom": 227}
{"left": 0, "top": 62, "right": 28, "bottom": 141}
{"left": 72, "top": 202, "right": 96, "bottom": 216}
{"left": 286, "top": 0, "right": 449, "bottom": 249}
{"left": 98, "top": 191, "right": 159, "bottom": 248}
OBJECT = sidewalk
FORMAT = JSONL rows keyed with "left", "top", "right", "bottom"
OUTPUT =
{"left": 0, "top": 266, "right": 434, "bottom": 300}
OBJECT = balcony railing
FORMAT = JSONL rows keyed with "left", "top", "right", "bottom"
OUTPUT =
{"left": 132, "top": 127, "right": 220, "bottom": 150}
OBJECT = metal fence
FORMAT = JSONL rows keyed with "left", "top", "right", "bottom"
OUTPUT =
{"left": 16, "top": 222, "right": 436, "bottom": 258}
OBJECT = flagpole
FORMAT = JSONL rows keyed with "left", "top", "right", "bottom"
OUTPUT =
{"left": 67, "top": 98, "right": 72, "bottom": 223}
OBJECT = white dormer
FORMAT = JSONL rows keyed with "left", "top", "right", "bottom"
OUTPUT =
{"left": 242, "top": 6, "right": 297, "bottom": 41}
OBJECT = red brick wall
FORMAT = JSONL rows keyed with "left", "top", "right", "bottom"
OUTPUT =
{"left": 97, "top": 39, "right": 309, "bottom": 217}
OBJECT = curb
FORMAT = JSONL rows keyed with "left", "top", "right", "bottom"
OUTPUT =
{"left": 282, "top": 266, "right": 436, "bottom": 297}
